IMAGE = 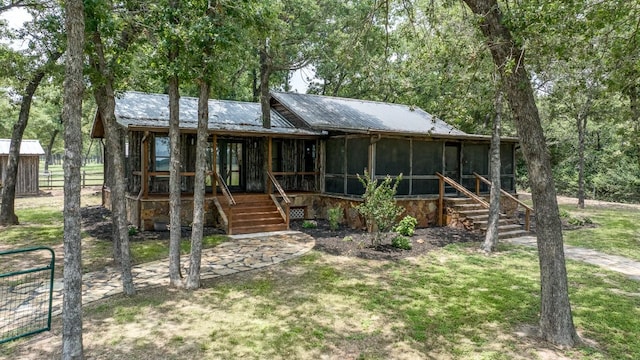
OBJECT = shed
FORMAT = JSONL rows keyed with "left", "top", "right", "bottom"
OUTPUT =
{"left": 0, "top": 139, "right": 45, "bottom": 196}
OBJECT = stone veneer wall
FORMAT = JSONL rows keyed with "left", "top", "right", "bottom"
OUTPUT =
{"left": 288, "top": 194, "right": 439, "bottom": 230}
{"left": 103, "top": 189, "right": 219, "bottom": 231}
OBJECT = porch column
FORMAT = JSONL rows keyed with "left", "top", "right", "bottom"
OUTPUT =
{"left": 267, "top": 136, "right": 273, "bottom": 194}
{"left": 142, "top": 132, "right": 149, "bottom": 198}
{"left": 212, "top": 134, "right": 217, "bottom": 191}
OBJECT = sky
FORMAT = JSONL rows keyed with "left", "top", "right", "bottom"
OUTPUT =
{"left": 1, "top": 7, "right": 313, "bottom": 95}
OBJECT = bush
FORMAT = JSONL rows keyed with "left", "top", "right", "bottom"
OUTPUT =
{"left": 302, "top": 220, "right": 317, "bottom": 229}
{"left": 392, "top": 235, "right": 412, "bottom": 250}
{"left": 356, "top": 170, "right": 404, "bottom": 246}
{"left": 559, "top": 209, "right": 570, "bottom": 218}
{"left": 395, "top": 215, "right": 418, "bottom": 236}
{"left": 327, "top": 205, "right": 343, "bottom": 231}
{"left": 128, "top": 226, "right": 138, "bottom": 236}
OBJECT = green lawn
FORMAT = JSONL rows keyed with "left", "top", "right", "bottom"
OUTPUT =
{"left": 2, "top": 195, "right": 640, "bottom": 359}
{"left": 560, "top": 204, "right": 640, "bottom": 262}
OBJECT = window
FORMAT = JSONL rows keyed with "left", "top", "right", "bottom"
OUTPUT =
{"left": 304, "top": 140, "right": 316, "bottom": 172}
{"left": 155, "top": 136, "right": 170, "bottom": 171}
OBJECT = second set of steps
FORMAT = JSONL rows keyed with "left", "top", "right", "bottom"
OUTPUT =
{"left": 446, "top": 197, "right": 529, "bottom": 239}
{"left": 227, "top": 194, "right": 288, "bottom": 235}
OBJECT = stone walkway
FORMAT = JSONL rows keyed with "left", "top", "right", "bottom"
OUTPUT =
{"left": 506, "top": 235, "right": 640, "bottom": 281}
{"left": 52, "top": 231, "right": 315, "bottom": 316}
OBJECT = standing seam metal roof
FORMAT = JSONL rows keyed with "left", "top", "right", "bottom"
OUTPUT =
{"left": 270, "top": 91, "right": 467, "bottom": 136}
{"left": 113, "top": 92, "right": 324, "bottom": 136}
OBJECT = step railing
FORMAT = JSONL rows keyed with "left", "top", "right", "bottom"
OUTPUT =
{"left": 267, "top": 171, "right": 291, "bottom": 229}
{"left": 215, "top": 172, "right": 236, "bottom": 234}
{"left": 473, "top": 172, "right": 533, "bottom": 231}
{"left": 436, "top": 172, "right": 489, "bottom": 226}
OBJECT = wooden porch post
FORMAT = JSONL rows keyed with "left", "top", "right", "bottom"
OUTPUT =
{"left": 212, "top": 134, "right": 217, "bottom": 191}
{"left": 438, "top": 176, "right": 444, "bottom": 226}
{"left": 142, "top": 132, "right": 149, "bottom": 198}
{"left": 267, "top": 136, "right": 273, "bottom": 194}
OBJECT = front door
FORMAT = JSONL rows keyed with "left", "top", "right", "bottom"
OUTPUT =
{"left": 444, "top": 143, "right": 460, "bottom": 195}
{"left": 217, "top": 140, "right": 245, "bottom": 191}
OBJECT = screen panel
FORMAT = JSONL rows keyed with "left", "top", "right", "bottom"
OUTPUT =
{"left": 463, "top": 143, "right": 489, "bottom": 175}
{"left": 375, "top": 138, "right": 410, "bottom": 176}
{"left": 347, "top": 137, "right": 370, "bottom": 175}
{"left": 413, "top": 141, "right": 443, "bottom": 175}
{"left": 326, "top": 138, "right": 345, "bottom": 174}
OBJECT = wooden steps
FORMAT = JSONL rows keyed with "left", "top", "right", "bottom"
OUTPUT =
{"left": 221, "top": 194, "right": 288, "bottom": 235}
{"left": 446, "top": 197, "right": 529, "bottom": 239}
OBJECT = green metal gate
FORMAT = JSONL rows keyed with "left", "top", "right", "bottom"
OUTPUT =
{"left": 0, "top": 246, "right": 55, "bottom": 344}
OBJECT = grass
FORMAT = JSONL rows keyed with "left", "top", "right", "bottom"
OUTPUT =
{"left": 2, "top": 190, "right": 227, "bottom": 275}
{"left": 560, "top": 204, "right": 640, "bottom": 261}
{"left": 2, "top": 194, "right": 640, "bottom": 359}
{"left": 3, "top": 243, "right": 638, "bottom": 359}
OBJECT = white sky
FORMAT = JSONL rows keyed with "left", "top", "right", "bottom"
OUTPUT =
{"left": 0, "top": 7, "right": 30, "bottom": 30}
{"left": 290, "top": 65, "right": 315, "bottom": 93}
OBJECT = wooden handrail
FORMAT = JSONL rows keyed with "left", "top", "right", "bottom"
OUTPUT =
{"left": 436, "top": 172, "right": 490, "bottom": 226}
{"left": 473, "top": 172, "right": 533, "bottom": 232}
{"left": 215, "top": 172, "right": 235, "bottom": 234}
{"left": 267, "top": 171, "right": 291, "bottom": 204}
{"left": 267, "top": 171, "right": 290, "bottom": 229}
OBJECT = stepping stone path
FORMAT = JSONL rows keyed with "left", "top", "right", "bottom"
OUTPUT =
{"left": 53, "top": 230, "right": 314, "bottom": 316}
{"left": 506, "top": 236, "right": 640, "bottom": 281}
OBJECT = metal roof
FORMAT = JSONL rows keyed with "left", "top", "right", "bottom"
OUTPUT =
{"left": 270, "top": 91, "right": 468, "bottom": 136}
{"left": 112, "top": 92, "right": 324, "bottom": 136}
{"left": 0, "top": 139, "right": 45, "bottom": 155}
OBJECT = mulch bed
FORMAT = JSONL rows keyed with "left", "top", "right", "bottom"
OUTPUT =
{"left": 291, "top": 220, "right": 482, "bottom": 261}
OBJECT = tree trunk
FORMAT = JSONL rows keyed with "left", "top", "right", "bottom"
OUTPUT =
{"left": 186, "top": 80, "right": 210, "bottom": 290}
{"left": 0, "top": 51, "right": 62, "bottom": 225}
{"left": 463, "top": 0, "right": 579, "bottom": 347}
{"left": 482, "top": 89, "right": 502, "bottom": 253}
{"left": 44, "top": 128, "right": 59, "bottom": 172}
{"left": 89, "top": 31, "right": 135, "bottom": 296}
{"left": 576, "top": 97, "right": 591, "bottom": 209}
{"left": 167, "top": 13, "right": 183, "bottom": 286}
{"left": 260, "top": 44, "right": 272, "bottom": 129}
{"left": 61, "top": 0, "right": 84, "bottom": 357}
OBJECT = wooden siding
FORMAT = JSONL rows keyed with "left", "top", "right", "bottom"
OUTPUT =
{"left": 0, "top": 155, "right": 40, "bottom": 195}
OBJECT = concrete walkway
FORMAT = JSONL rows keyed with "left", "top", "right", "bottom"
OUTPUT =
{"left": 506, "top": 235, "right": 640, "bottom": 281}
{"left": 53, "top": 231, "right": 315, "bottom": 315}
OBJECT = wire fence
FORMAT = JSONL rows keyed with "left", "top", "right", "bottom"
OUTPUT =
{"left": 0, "top": 247, "right": 55, "bottom": 345}
{"left": 39, "top": 171, "right": 104, "bottom": 189}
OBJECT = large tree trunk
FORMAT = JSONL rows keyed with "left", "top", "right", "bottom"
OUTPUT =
{"left": 186, "top": 80, "right": 210, "bottom": 290}
{"left": 61, "top": 0, "right": 84, "bottom": 357}
{"left": 89, "top": 31, "right": 135, "bottom": 296}
{"left": 482, "top": 89, "right": 502, "bottom": 252}
{"left": 0, "top": 51, "right": 62, "bottom": 225}
{"left": 463, "top": 0, "right": 579, "bottom": 347}
{"left": 167, "top": 8, "right": 183, "bottom": 285}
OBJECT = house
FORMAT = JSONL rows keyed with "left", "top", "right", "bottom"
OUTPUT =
{"left": 91, "top": 91, "right": 522, "bottom": 235}
{"left": 0, "top": 139, "right": 45, "bottom": 196}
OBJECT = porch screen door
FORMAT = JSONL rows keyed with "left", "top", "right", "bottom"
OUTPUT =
{"left": 444, "top": 143, "right": 460, "bottom": 195}
{"left": 217, "top": 140, "right": 244, "bottom": 191}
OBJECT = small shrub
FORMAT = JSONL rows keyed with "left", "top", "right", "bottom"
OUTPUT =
{"left": 302, "top": 220, "right": 318, "bottom": 229}
{"left": 327, "top": 205, "right": 343, "bottom": 231}
{"left": 395, "top": 215, "right": 418, "bottom": 236}
{"left": 583, "top": 216, "right": 593, "bottom": 224}
{"left": 559, "top": 209, "right": 570, "bottom": 218}
{"left": 356, "top": 170, "right": 404, "bottom": 246}
{"left": 342, "top": 235, "right": 353, "bottom": 242}
{"left": 128, "top": 226, "right": 138, "bottom": 236}
{"left": 392, "top": 235, "right": 412, "bottom": 250}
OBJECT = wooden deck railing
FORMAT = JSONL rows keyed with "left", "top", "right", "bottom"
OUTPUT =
{"left": 267, "top": 171, "right": 291, "bottom": 228}
{"left": 473, "top": 172, "right": 533, "bottom": 231}
{"left": 436, "top": 172, "right": 489, "bottom": 226}
{"left": 215, "top": 172, "right": 236, "bottom": 234}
